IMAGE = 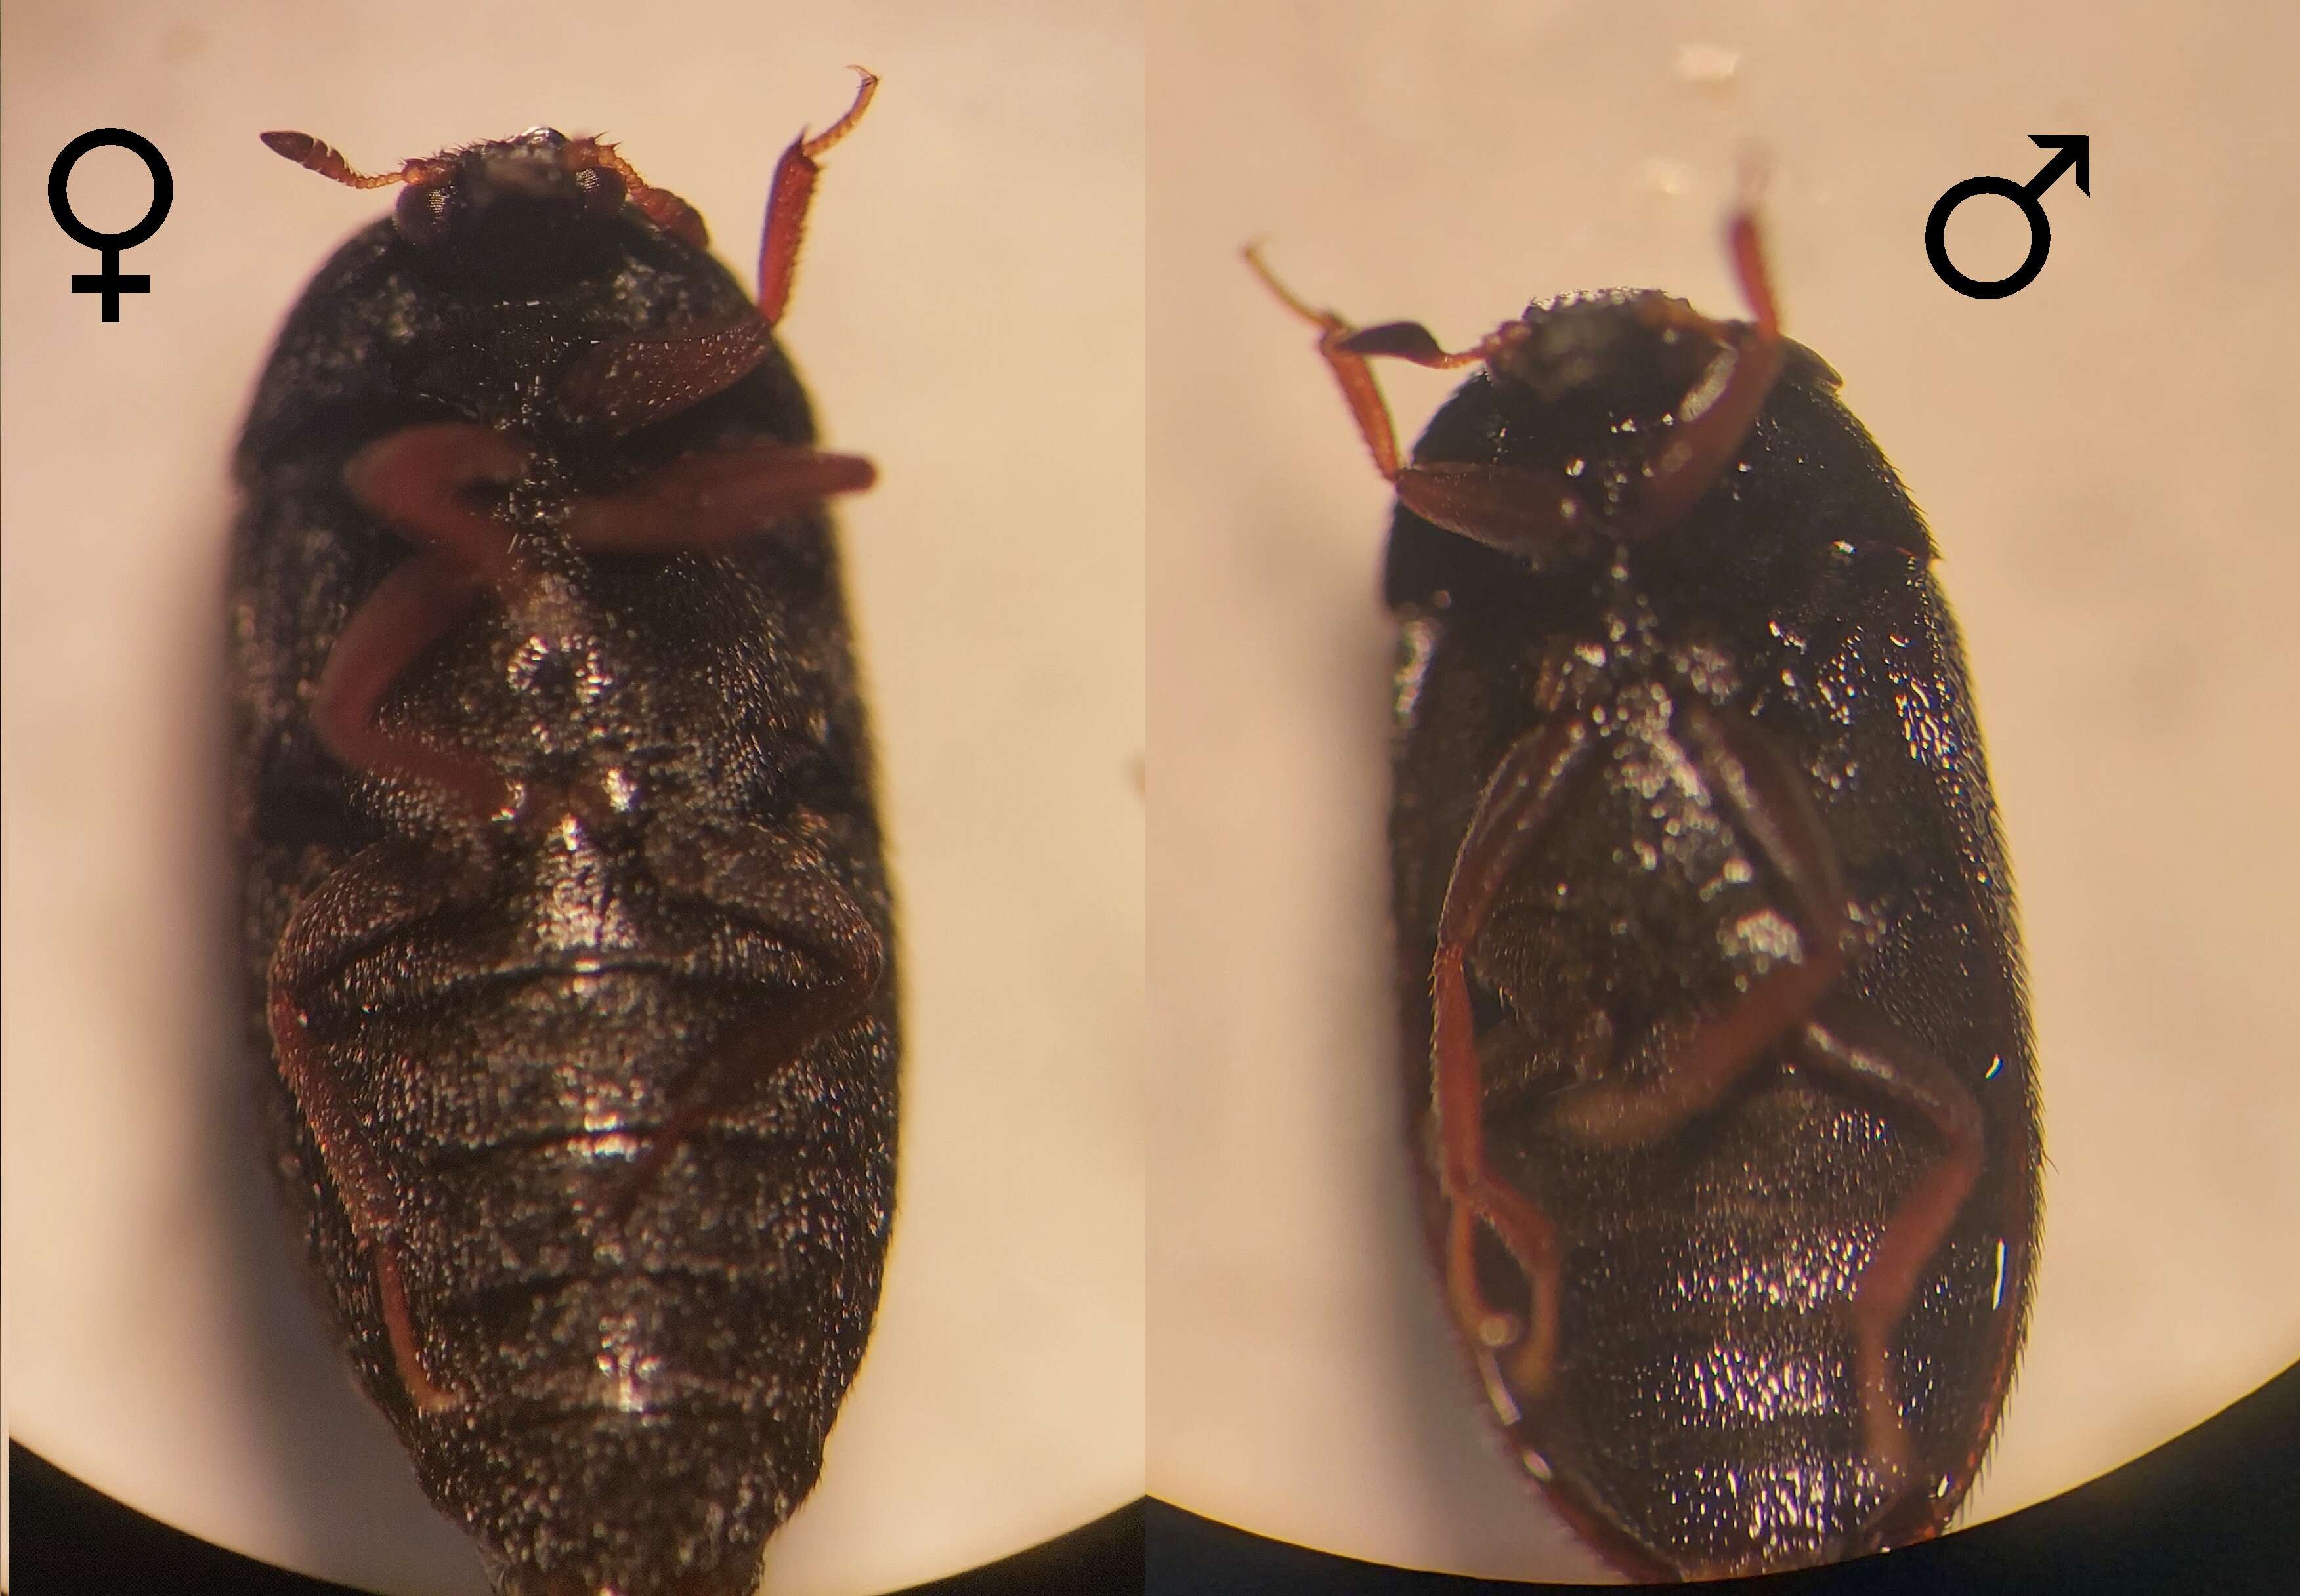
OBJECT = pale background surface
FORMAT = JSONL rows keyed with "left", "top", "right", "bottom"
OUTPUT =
{"left": 1149, "top": 0, "right": 2300, "bottom": 1583}
{"left": 2, "top": 3, "right": 1143, "bottom": 1595}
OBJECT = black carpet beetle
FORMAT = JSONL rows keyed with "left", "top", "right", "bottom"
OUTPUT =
{"left": 1251, "top": 210, "right": 2039, "bottom": 1578}
{"left": 230, "top": 73, "right": 892, "bottom": 1596}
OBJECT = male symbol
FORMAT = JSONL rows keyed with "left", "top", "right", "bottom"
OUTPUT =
{"left": 1925, "top": 134, "right": 2090, "bottom": 301}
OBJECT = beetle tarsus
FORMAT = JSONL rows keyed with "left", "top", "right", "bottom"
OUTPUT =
{"left": 376, "top": 1244, "right": 459, "bottom": 1416}
{"left": 757, "top": 67, "right": 880, "bottom": 327}
{"left": 1243, "top": 243, "right": 1411, "bottom": 480}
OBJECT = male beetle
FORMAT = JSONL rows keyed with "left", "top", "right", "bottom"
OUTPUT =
{"left": 229, "top": 74, "right": 893, "bottom": 1596}
{"left": 1251, "top": 211, "right": 2039, "bottom": 1578}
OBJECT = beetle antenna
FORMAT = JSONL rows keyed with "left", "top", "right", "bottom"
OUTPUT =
{"left": 576, "top": 141, "right": 710, "bottom": 247}
{"left": 261, "top": 131, "right": 425, "bottom": 190}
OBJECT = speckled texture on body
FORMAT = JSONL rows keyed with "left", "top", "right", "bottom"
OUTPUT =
{"left": 1386, "top": 297, "right": 2039, "bottom": 1578}
{"left": 230, "top": 156, "right": 895, "bottom": 1596}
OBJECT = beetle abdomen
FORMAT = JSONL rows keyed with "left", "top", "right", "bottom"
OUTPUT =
{"left": 277, "top": 883, "right": 893, "bottom": 1581}
{"left": 1493, "top": 1072, "right": 2009, "bottom": 1572}
{"left": 437, "top": 1409, "right": 836, "bottom": 1595}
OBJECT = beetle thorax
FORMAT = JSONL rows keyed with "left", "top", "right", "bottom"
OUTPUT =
{"left": 1531, "top": 557, "right": 1670, "bottom": 717}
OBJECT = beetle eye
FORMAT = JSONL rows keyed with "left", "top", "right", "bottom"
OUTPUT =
{"left": 394, "top": 181, "right": 459, "bottom": 245}
{"left": 573, "top": 165, "right": 626, "bottom": 217}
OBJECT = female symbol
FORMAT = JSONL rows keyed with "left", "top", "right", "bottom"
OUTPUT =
{"left": 49, "top": 128, "right": 174, "bottom": 323}
{"left": 1924, "top": 134, "right": 2090, "bottom": 301}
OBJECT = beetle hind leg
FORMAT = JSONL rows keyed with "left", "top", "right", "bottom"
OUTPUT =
{"left": 327, "top": 423, "right": 543, "bottom": 822}
{"left": 593, "top": 818, "right": 886, "bottom": 1225}
{"left": 270, "top": 843, "right": 473, "bottom": 1417}
{"left": 1796, "top": 1006, "right": 1986, "bottom": 1492}
{"left": 1428, "top": 716, "right": 1596, "bottom": 1395}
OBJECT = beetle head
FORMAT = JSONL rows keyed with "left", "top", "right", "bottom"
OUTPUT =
{"left": 1486, "top": 290, "right": 1731, "bottom": 416}
{"left": 1470, "top": 289, "right": 1794, "bottom": 545}
{"left": 396, "top": 129, "right": 625, "bottom": 247}
{"left": 261, "top": 127, "right": 710, "bottom": 292}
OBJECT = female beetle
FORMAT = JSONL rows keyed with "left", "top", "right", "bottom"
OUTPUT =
{"left": 1251, "top": 211, "right": 2039, "bottom": 1578}
{"left": 230, "top": 74, "right": 891, "bottom": 1596}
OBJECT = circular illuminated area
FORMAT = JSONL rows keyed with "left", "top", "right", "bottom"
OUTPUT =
{"left": 1149, "top": 1, "right": 2300, "bottom": 1582}
{"left": 2, "top": 7, "right": 1143, "bottom": 1595}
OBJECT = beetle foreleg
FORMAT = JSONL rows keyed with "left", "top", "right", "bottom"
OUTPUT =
{"left": 1242, "top": 243, "right": 1413, "bottom": 480}
{"left": 556, "top": 320, "right": 780, "bottom": 436}
{"left": 1797, "top": 1006, "right": 1986, "bottom": 1492}
{"left": 1246, "top": 247, "right": 1616, "bottom": 561}
{"left": 1390, "top": 460, "right": 1606, "bottom": 567}
{"left": 1616, "top": 207, "right": 1787, "bottom": 541}
{"left": 756, "top": 66, "right": 878, "bottom": 328}
{"left": 1432, "top": 715, "right": 1594, "bottom": 1394}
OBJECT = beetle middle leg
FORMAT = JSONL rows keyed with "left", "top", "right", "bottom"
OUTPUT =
{"left": 565, "top": 442, "right": 875, "bottom": 551}
{"left": 1428, "top": 714, "right": 1595, "bottom": 1394}
{"left": 325, "top": 423, "right": 541, "bottom": 821}
{"left": 1550, "top": 696, "right": 1850, "bottom": 1146}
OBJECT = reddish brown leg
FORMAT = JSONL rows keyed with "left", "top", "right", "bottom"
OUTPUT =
{"left": 373, "top": 1247, "right": 457, "bottom": 1414}
{"left": 1615, "top": 207, "right": 1787, "bottom": 541}
{"left": 757, "top": 66, "right": 878, "bottom": 327}
{"left": 1245, "top": 245, "right": 1600, "bottom": 562}
{"left": 1243, "top": 243, "right": 1422, "bottom": 480}
{"left": 557, "top": 68, "right": 876, "bottom": 432}
{"left": 1391, "top": 461, "right": 1607, "bottom": 564}
{"left": 326, "top": 424, "right": 536, "bottom": 820}
{"left": 596, "top": 816, "right": 885, "bottom": 1223}
{"left": 556, "top": 320, "right": 780, "bottom": 436}
{"left": 269, "top": 842, "right": 465, "bottom": 1414}
{"left": 1252, "top": 211, "right": 1791, "bottom": 555}
{"left": 1552, "top": 698, "right": 1850, "bottom": 1146}
{"left": 1797, "top": 1007, "right": 1986, "bottom": 1490}
{"left": 1430, "top": 715, "right": 1594, "bottom": 1395}
{"left": 565, "top": 442, "right": 876, "bottom": 551}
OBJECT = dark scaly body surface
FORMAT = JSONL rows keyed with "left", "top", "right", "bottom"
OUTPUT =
{"left": 1384, "top": 300, "right": 2038, "bottom": 1576}
{"left": 230, "top": 144, "right": 892, "bottom": 1596}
